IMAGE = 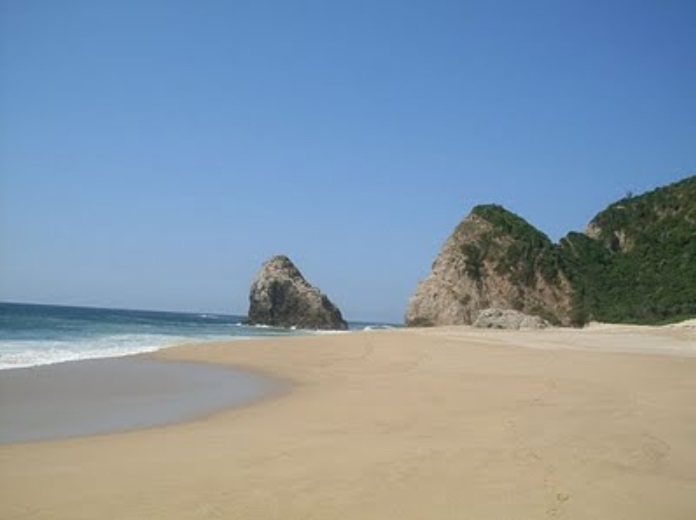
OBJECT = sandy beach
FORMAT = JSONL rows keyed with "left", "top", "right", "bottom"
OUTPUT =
{"left": 1, "top": 324, "right": 695, "bottom": 519}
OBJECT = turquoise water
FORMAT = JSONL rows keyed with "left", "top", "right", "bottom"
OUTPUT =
{"left": 0, "top": 302, "right": 314, "bottom": 370}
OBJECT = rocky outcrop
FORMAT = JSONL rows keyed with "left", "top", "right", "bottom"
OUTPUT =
{"left": 473, "top": 308, "right": 550, "bottom": 330}
{"left": 247, "top": 255, "right": 348, "bottom": 330}
{"left": 405, "top": 205, "right": 573, "bottom": 327}
{"left": 585, "top": 220, "right": 632, "bottom": 252}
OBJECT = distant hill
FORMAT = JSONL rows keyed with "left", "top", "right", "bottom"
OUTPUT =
{"left": 406, "top": 175, "right": 696, "bottom": 326}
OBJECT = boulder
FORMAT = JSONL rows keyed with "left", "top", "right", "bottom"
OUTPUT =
{"left": 473, "top": 308, "right": 550, "bottom": 330}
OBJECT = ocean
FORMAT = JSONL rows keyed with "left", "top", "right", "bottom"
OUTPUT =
{"left": 0, "top": 302, "right": 380, "bottom": 370}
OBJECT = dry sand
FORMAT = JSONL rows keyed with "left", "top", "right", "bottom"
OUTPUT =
{"left": 1, "top": 324, "right": 695, "bottom": 519}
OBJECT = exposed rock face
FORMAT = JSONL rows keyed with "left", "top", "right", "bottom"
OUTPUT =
{"left": 585, "top": 221, "right": 632, "bottom": 252}
{"left": 473, "top": 308, "right": 550, "bottom": 330}
{"left": 247, "top": 255, "right": 348, "bottom": 330}
{"left": 405, "top": 205, "right": 573, "bottom": 327}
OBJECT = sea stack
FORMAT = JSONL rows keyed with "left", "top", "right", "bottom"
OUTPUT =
{"left": 405, "top": 205, "right": 573, "bottom": 327}
{"left": 247, "top": 255, "right": 348, "bottom": 330}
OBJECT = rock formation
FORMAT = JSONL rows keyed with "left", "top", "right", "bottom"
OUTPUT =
{"left": 473, "top": 308, "right": 550, "bottom": 330}
{"left": 405, "top": 205, "right": 573, "bottom": 327}
{"left": 406, "top": 175, "right": 696, "bottom": 328}
{"left": 247, "top": 255, "right": 348, "bottom": 330}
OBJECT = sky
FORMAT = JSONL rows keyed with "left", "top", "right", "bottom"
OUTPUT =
{"left": 1, "top": 0, "right": 694, "bottom": 323}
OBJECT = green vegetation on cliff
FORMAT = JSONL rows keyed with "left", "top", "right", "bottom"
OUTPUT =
{"left": 561, "top": 175, "right": 696, "bottom": 324}
{"left": 466, "top": 176, "right": 696, "bottom": 325}
{"left": 470, "top": 204, "right": 564, "bottom": 288}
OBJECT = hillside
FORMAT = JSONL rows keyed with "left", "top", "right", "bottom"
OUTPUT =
{"left": 560, "top": 175, "right": 696, "bottom": 324}
{"left": 406, "top": 175, "right": 696, "bottom": 327}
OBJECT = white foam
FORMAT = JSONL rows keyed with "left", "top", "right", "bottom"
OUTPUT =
{"left": 0, "top": 334, "right": 248, "bottom": 370}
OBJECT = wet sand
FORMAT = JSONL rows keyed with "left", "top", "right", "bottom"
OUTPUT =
{"left": 1, "top": 324, "right": 695, "bottom": 519}
{"left": 0, "top": 357, "right": 284, "bottom": 443}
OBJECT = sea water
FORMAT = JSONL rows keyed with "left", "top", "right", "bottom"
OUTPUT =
{"left": 0, "top": 302, "right": 396, "bottom": 370}
{"left": 0, "top": 302, "right": 396, "bottom": 442}
{"left": 0, "top": 302, "right": 312, "bottom": 370}
{"left": 0, "top": 303, "right": 298, "bottom": 441}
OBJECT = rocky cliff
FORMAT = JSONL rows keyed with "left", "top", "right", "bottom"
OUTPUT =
{"left": 405, "top": 205, "right": 573, "bottom": 327}
{"left": 406, "top": 175, "right": 696, "bottom": 327}
{"left": 247, "top": 255, "right": 348, "bottom": 330}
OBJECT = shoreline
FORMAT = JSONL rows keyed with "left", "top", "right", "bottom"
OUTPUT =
{"left": 0, "top": 355, "right": 287, "bottom": 445}
{"left": 1, "top": 322, "right": 693, "bottom": 444}
{"left": 2, "top": 325, "right": 695, "bottom": 519}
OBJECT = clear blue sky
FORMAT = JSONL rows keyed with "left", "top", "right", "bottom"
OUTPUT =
{"left": 1, "top": 1, "right": 694, "bottom": 322}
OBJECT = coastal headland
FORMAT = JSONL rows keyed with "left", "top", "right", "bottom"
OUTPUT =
{"left": 1, "top": 324, "right": 696, "bottom": 519}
